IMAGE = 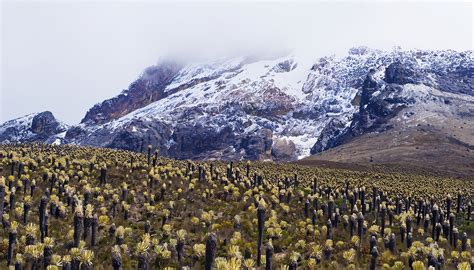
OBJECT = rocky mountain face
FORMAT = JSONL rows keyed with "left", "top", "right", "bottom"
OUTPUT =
{"left": 81, "top": 61, "right": 184, "bottom": 124}
{"left": 0, "top": 111, "right": 68, "bottom": 144}
{"left": 1, "top": 47, "right": 472, "bottom": 162}
{"left": 310, "top": 48, "right": 473, "bottom": 154}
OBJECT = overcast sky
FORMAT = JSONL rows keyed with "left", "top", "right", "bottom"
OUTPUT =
{"left": 1, "top": 0, "right": 472, "bottom": 124}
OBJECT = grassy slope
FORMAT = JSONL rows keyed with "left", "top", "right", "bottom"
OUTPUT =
{"left": 300, "top": 101, "right": 474, "bottom": 178}
{"left": 0, "top": 144, "right": 472, "bottom": 269}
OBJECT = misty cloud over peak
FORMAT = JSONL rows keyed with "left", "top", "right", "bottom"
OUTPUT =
{"left": 1, "top": 1, "right": 472, "bottom": 123}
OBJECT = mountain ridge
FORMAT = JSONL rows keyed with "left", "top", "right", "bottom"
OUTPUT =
{"left": 0, "top": 111, "right": 68, "bottom": 145}
{"left": 1, "top": 47, "right": 472, "bottom": 169}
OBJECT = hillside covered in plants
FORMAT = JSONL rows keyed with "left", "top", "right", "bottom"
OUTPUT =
{"left": 0, "top": 144, "right": 472, "bottom": 269}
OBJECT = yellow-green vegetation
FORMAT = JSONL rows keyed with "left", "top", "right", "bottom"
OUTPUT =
{"left": 0, "top": 144, "right": 472, "bottom": 269}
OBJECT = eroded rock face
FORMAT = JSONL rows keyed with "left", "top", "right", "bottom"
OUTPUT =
{"left": 31, "top": 111, "right": 65, "bottom": 136}
{"left": 272, "top": 138, "right": 297, "bottom": 161}
{"left": 2, "top": 48, "right": 472, "bottom": 161}
{"left": 434, "top": 65, "right": 474, "bottom": 96}
{"left": 81, "top": 61, "right": 184, "bottom": 124}
{"left": 104, "top": 122, "right": 275, "bottom": 161}
{"left": 64, "top": 126, "right": 87, "bottom": 141}
{"left": 273, "top": 59, "right": 297, "bottom": 73}
{"left": 0, "top": 127, "right": 20, "bottom": 142}
{"left": 168, "top": 124, "right": 236, "bottom": 159}
{"left": 310, "top": 66, "right": 427, "bottom": 154}
{"left": 0, "top": 111, "right": 67, "bottom": 143}
{"left": 240, "top": 128, "right": 273, "bottom": 160}
{"left": 384, "top": 61, "right": 421, "bottom": 85}
{"left": 107, "top": 120, "right": 173, "bottom": 154}
{"left": 310, "top": 119, "right": 346, "bottom": 154}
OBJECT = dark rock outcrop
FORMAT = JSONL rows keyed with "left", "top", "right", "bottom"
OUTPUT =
{"left": 31, "top": 111, "right": 65, "bottom": 137}
{"left": 310, "top": 119, "right": 346, "bottom": 154}
{"left": 64, "top": 126, "right": 88, "bottom": 141}
{"left": 105, "top": 122, "right": 275, "bottom": 161}
{"left": 107, "top": 120, "right": 173, "bottom": 154}
{"left": 384, "top": 61, "right": 420, "bottom": 85}
{"left": 240, "top": 128, "right": 273, "bottom": 160}
{"left": 434, "top": 66, "right": 474, "bottom": 96}
{"left": 0, "top": 111, "right": 67, "bottom": 143}
{"left": 311, "top": 67, "right": 418, "bottom": 154}
{"left": 272, "top": 138, "right": 297, "bottom": 161}
{"left": 81, "top": 61, "right": 184, "bottom": 124}
{"left": 273, "top": 59, "right": 297, "bottom": 73}
{"left": 0, "top": 127, "right": 21, "bottom": 142}
{"left": 168, "top": 124, "right": 236, "bottom": 159}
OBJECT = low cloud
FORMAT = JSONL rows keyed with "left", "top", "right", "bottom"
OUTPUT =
{"left": 1, "top": 1, "right": 472, "bottom": 123}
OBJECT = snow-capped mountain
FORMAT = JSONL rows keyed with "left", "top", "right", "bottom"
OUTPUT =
{"left": 0, "top": 111, "right": 68, "bottom": 145}
{"left": 1, "top": 47, "right": 472, "bottom": 162}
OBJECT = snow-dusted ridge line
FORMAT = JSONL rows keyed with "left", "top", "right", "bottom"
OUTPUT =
{"left": 0, "top": 112, "right": 69, "bottom": 144}
{"left": 1, "top": 47, "right": 472, "bottom": 161}
{"left": 0, "top": 112, "right": 38, "bottom": 132}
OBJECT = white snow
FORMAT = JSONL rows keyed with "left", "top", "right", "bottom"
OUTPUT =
{"left": 164, "top": 57, "right": 245, "bottom": 92}
{"left": 275, "top": 134, "right": 319, "bottom": 159}
{"left": 11, "top": 47, "right": 469, "bottom": 161}
{"left": 52, "top": 138, "right": 61, "bottom": 145}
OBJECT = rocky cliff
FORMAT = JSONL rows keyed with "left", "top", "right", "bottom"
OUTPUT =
{"left": 0, "top": 111, "right": 68, "bottom": 144}
{"left": 1, "top": 47, "right": 472, "bottom": 162}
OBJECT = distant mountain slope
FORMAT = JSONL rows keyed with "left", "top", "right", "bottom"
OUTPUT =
{"left": 0, "top": 47, "right": 472, "bottom": 166}
{"left": 0, "top": 111, "right": 68, "bottom": 144}
{"left": 299, "top": 84, "right": 474, "bottom": 176}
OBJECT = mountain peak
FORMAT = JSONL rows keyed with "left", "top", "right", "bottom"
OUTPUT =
{"left": 0, "top": 111, "right": 68, "bottom": 144}
{"left": 1, "top": 47, "right": 472, "bottom": 165}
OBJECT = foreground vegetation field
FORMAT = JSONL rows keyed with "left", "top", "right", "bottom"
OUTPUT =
{"left": 0, "top": 144, "right": 472, "bottom": 269}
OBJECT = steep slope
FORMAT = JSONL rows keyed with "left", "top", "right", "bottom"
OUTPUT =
{"left": 309, "top": 48, "right": 473, "bottom": 154}
{"left": 0, "top": 111, "right": 68, "bottom": 144}
{"left": 1, "top": 47, "right": 472, "bottom": 165}
{"left": 65, "top": 54, "right": 327, "bottom": 160}
{"left": 300, "top": 48, "right": 473, "bottom": 174}
{"left": 300, "top": 84, "right": 474, "bottom": 176}
{"left": 80, "top": 58, "right": 248, "bottom": 125}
